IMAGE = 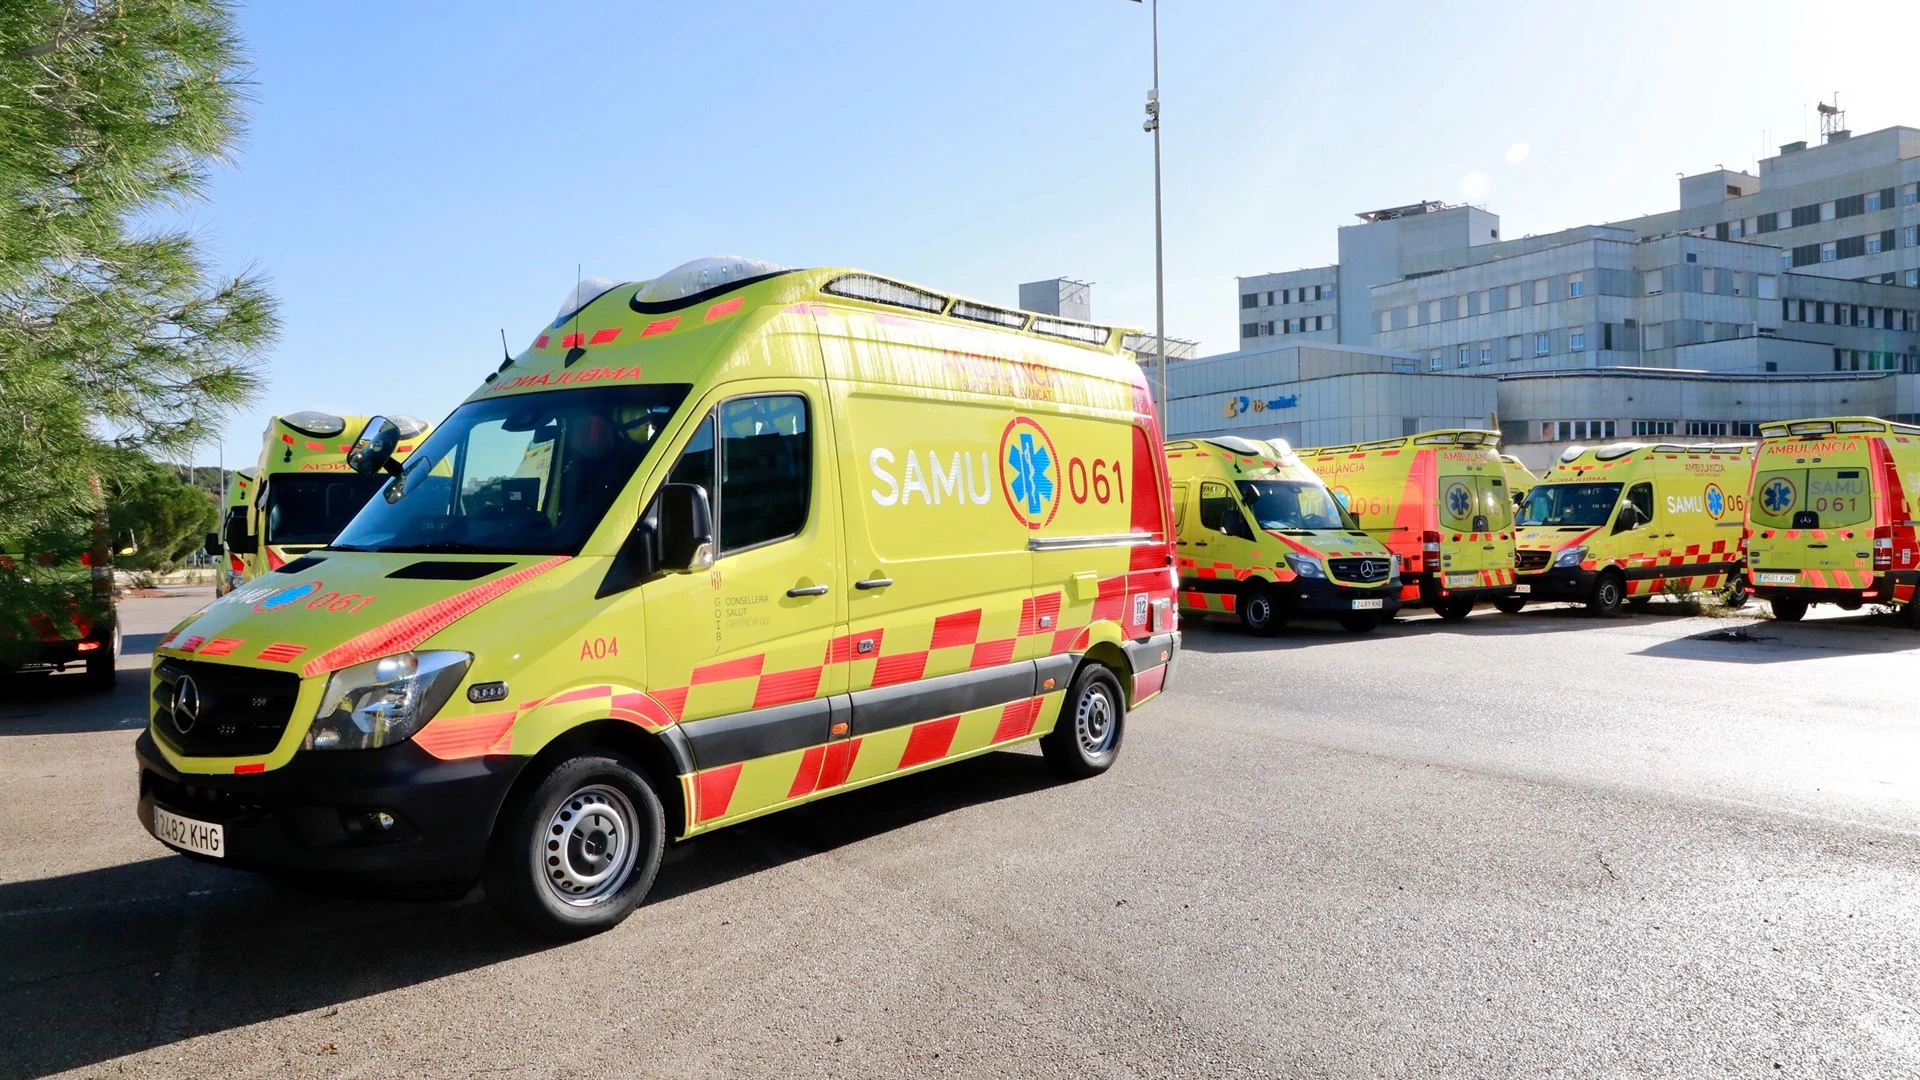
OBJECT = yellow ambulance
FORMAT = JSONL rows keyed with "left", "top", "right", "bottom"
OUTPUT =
{"left": 217, "top": 412, "right": 431, "bottom": 585}
{"left": 1505, "top": 441, "right": 1752, "bottom": 615}
{"left": 1300, "top": 430, "right": 1517, "bottom": 620}
{"left": 136, "top": 257, "right": 1182, "bottom": 937}
{"left": 211, "top": 469, "right": 254, "bottom": 596}
{"left": 1500, "top": 455, "right": 1537, "bottom": 507}
{"left": 1165, "top": 436, "right": 1400, "bottom": 633}
{"left": 1744, "top": 417, "right": 1920, "bottom": 622}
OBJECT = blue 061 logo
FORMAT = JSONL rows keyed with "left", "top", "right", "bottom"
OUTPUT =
{"left": 254, "top": 579, "right": 322, "bottom": 612}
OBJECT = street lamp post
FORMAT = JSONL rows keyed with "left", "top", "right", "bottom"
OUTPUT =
{"left": 1132, "top": 0, "right": 1167, "bottom": 428}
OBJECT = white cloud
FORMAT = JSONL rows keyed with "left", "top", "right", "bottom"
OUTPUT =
{"left": 1460, "top": 171, "right": 1490, "bottom": 200}
{"left": 1505, "top": 141, "right": 1531, "bottom": 164}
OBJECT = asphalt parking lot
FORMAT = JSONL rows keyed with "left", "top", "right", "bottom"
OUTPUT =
{"left": 4, "top": 588, "right": 1918, "bottom": 1079}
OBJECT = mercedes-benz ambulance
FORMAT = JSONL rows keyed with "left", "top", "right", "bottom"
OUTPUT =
{"left": 1165, "top": 436, "right": 1400, "bottom": 634}
{"left": 136, "top": 257, "right": 1181, "bottom": 938}
{"left": 216, "top": 412, "right": 431, "bottom": 586}
{"left": 1300, "top": 429, "right": 1517, "bottom": 620}
{"left": 1505, "top": 441, "right": 1753, "bottom": 615}
{"left": 1744, "top": 416, "right": 1920, "bottom": 622}
{"left": 1500, "top": 455, "right": 1537, "bottom": 507}
{"left": 212, "top": 469, "right": 253, "bottom": 596}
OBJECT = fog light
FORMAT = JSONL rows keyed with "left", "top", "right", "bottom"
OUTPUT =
{"left": 373, "top": 811, "right": 395, "bottom": 831}
{"left": 76, "top": 640, "right": 100, "bottom": 652}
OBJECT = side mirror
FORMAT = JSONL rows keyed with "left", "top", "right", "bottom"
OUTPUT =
{"left": 222, "top": 506, "right": 256, "bottom": 555}
{"left": 657, "top": 483, "right": 714, "bottom": 572}
{"left": 205, "top": 532, "right": 221, "bottom": 556}
{"left": 347, "top": 416, "right": 402, "bottom": 476}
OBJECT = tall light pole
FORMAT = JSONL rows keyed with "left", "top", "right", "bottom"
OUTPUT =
{"left": 1137, "top": 0, "right": 1168, "bottom": 428}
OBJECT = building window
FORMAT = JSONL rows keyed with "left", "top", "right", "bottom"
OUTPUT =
{"left": 1456, "top": 295, "right": 1469, "bottom": 319}
{"left": 1568, "top": 272, "right": 1585, "bottom": 298}
{"left": 1549, "top": 420, "right": 1617, "bottom": 442}
{"left": 1703, "top": 321, "right": 1716, "bottom": 340}
{"left": 1570, "top": 330, "right": 1586, "bottom": 351}
{"left": 1685, "top": 421, "right": 1729, "bottom": 437}
{"left": 1506, "top": 284, "right": 1523, "bottom": 308}
{"left": 1758, "top": 274, "right": 1777, "bottom": 299}
{"left": 1908, "top": 270, "right": 1919, "bottom": 287}
{"left": 1479, "top": 346, "right": 1492, "bottom": 365}
{"left": 1758, "top": 212, "right": 1779, "bottom": 233}
{"left": 1533, "top": 279, "right": 1549, "bottom": 304}
{"left": 1867, "top": 191, "right": 1883, "bottom": 212}
{"left": 1646, "top": 323, "right": 1666, "bottom": 349}
{"left": 1241, "top": 293, "right": 1258, "bottom": 310}
{"left": 1645, "top": 269, "right": 1663, "bottom": 295}
{"left": 1429, "top": 353, "right": 1443, "bottom": 372}
{"left": 1905, "top": 226, "right": 1918, "bottom": 248}
{"left": 1868, "top": 234, "right": 1883, "bottom": 254}
{"left": 1324, "top": 286, "right": 1336, "bottom": 300}
{"left": 1427, "top": 299, "right": 1442, "bottom": 323}
{"left": 1458, "top": 348, "right": 1470, "bottom": 368}
{"left": 1507, "top": 336, "right": 1522, "bottom": 362}
{"left": 1820, "top": 201, "right": 1836, "bottom": 221}
{"left": 1377, "top": 309, "right": 1391, "bottom": 333}
{"left": 1821, "top": 242, "right": 1837, "bottom": 262}
{"left": 1701, "top": 267, "right": 1716, "bottom": 294}
{"left": 1534, "top": 332, "right": 1551, "bottom": 357}
{"left": 1632, "top": 420, "right": 1675, "bottom": 437}
{"left": 1477, "top": 289, "right": 1491, "bottom": 314}
{"left": 1241, "top": 322, "right": 1259, "bottom": 338}
{"left": 1729, "top": 220, "right": 1744, "bottom": 239}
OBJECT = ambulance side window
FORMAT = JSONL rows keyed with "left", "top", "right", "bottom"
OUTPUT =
{"left": 1198, "top": 483, "right": 1235, "bottom": 532}
{"left": 718, "top": 395, "right": 811, "bottom": 554}
{"left": 1617, "top": 482, "right": 1654, "bottom": 532}
{"left": 1171, "top": 484, "right": 1188, "bottom": 528}
{"left": 667, "top": 415, "right": 715, "bottom": 492}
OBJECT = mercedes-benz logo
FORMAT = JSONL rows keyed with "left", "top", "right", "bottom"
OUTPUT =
{"left": 171, "top": 675, "right": 202, "bottom": 735}
{"left": 1361, "top": 560, "right": 1382, "bottom": 579}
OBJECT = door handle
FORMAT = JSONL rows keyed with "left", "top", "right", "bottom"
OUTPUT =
{"left": 786, "top": 584, "right": 830, "bottom": 598}
{"left": 1192, "top": 541, "right": 1209, "bottom": 547}
{"left": 854, "top": 577, "right": 893, "bottom": 590}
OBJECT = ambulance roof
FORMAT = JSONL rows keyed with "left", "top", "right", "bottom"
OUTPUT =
{"left": 1555, "top": 441, "right": 1752, "bottom": 465}
{"left": 1300, "top": 429, "right": 1500, "bottom": 456}
{"left": 1756, "top": 416, "right": 1920, "bottom": 439}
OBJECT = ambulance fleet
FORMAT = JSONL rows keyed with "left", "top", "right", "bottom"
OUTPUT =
{"left": 136, "top": 254, "right": 1918, "bottom": 939}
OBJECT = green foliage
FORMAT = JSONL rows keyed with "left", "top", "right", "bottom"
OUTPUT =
{"left": 104, "top": 452, "right": 217, "bottom": 570}
{"left": 0, "top": 0, "right": 278, "bottom": 552}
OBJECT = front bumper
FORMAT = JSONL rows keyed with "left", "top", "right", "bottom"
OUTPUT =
{"left": 1285, "top": 576, "right": 1403, "bottom": 618}
{"left": 135, "top": 730, "right": 527, "bottom": 892}
{"left": 1513, "top": 566, "right": 1596, "bottom": 602}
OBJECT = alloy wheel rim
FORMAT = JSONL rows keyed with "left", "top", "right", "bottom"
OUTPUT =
{"left": 540, "top": 784, "right": 639, "bottom": 906}
{"left": 1076, "top": 685, "right": 1116, "bottom": 757}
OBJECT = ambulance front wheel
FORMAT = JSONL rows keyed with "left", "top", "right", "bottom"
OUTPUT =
{"left": 1769, "top": 596, "right": 1808, "bottom": 622}
{"left": 1432, "top": 597, "right": 1474, "bottom": 621}
{"left": 1587, "top": 571, "right": 1626, "bottom": 616}
{"left": 1493, "top": 595, "right": 1527, "bottom": 614}
{"left": 1040, "top": 664, "right": 1125, "bottom": 779}
{"left": 484, "top": 751, "right": 666, "bottom": 939}
{"left": 1237, "top": 583, "right": 1284, "bottom": 636}
{"left": 1338, "top": 612, "right": 1381, "bottom": 634}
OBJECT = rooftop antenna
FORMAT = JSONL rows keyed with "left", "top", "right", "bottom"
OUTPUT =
{"left": 1817, "top": 95, "right": 1845, "bottom": 142}
{"left": 565, "top": 263, "right": 587, "bottom": 368}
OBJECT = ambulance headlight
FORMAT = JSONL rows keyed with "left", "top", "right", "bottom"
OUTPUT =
{"left": 1285, "top": 553, "right": 1326, "bottom": 579}
{"left": 307, "top": 651, "right": 471, "bottom": 751}
{"left": 1553, "top": 546, "right": 1587, "bottom": 569}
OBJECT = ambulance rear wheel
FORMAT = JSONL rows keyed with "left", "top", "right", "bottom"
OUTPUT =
{"left": 1237, "top": 583, "right": 1284, "bottom": 636}
{"left": 1769, "top": 597, "right": 1807, "bottom": 622}
{"left": 1720, "top": 575, "right": 1750, "bottom": 610}
{"left": 1338, "top": 613, "right": 1381, "bottom": 634}
{"left": 1588, "top": 571, "right": 1625, "bottom": 616}
{"left": 484, "top": 751, "right": 665, "bottom": 939}
{"left": 1041, "top": 664, "right": 1125, "bottom": 779}
{"left": 1493, "top": 596, "right": 1527, "bottom": 614}
{"left": 1433, "top": 597, "right": 1474, "bottom": 621}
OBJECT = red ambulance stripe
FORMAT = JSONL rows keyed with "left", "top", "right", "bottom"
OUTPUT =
{"left": 817, "top": 738, "right": 861, "bottom": 789}
{"left": 256, "top": 642, "right": 306, "bottom": 664}
{"left": 302, "top": 557, "right": 569, "bottom": 678}
{"left": 1018, "top": 595, "right": 1039, "bottom": 634}
{"left": 608, "top": 691, "right": 675, "bottom": 730}
{"left": 305, "top": 441, "right": 324, "bottom": 452}
{"left": 1180, "top": 590, "right": 1206, "bottom": 608}
{"left": 652, "top": 687, "right": 688, "bottom": 721}
{"left": 898, "top": 716, "right": 962, "bottom": 769}
{"left": 175, "top": 636, "right": 205, "bottom": 653}
{"left": 587, "top": 327, "right": 621, "bottom": 345}
{"left": 561, "top": 332, "right": 584, "bottom": 348}
{"left": 641, "top": 317, "right": 679, "bottom": 337}
{"left": 752, "top": 666, "right": 823, "bottom": 709}
{"left": 546, "top": 684, "right": 612, "bottom": 705}
{"left": 1133, "top": 663, "right": 1168, "bottom": 701}
{"left": 694, "top": 763, "right": 744, "bottom": 824}
{"left": 992, "top": 698, "right": 1043, "bottom": 742}
{"left": 196, "top": 637, "right": 243, "bottom": 657}
{"left": 1051, "top": 626, "right": 1083, "bottom": 655}
{"left": 415, "top": 712, "right": 517, "bottom": 760}
{"left": 705, "top": 297, "right": 744, "bottom": 321}
{"left": 535, "top": 335, "right": 550, "bottom": 348}
{"left": 692, "top": 654, "right": 765, "bottom": 685}
{"left": 970, "top": 638, "right": 1017, "bottom": 669}
{"left": 929, "top": 609, "right": 983, "bottom": 649}
{"left": 233, "top": 763, "right": 265, "bottom": 774}
{"left": 1034, "top": 591, "right": 1063, "bottom": 622}
{"left": 870, "top": 651, "right": 928, "bottom": 687}
{"left": 788, "top": 745, "right": 826, "bottom": 798}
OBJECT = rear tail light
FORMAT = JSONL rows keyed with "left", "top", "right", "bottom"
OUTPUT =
{"left": 1874, "top": 526, "right": 1893, "bottom": 571}
{"left": 1421, "top": 530, "right": 1442, "bottom": 555}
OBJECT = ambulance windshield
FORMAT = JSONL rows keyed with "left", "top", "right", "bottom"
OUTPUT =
{"left": 1235, "top": 480, "right": 1355, "bottom": 532}
{"left": 331, "top": 384, "right": 690, "bottom": 556}
{"left": 1517, "top": 482, "right": 1623, "bottom": 527}
{"left": 264, "top": 474, "right": 390, "bottom": 546}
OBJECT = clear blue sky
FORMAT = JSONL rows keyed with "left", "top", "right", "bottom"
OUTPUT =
{"left": 184, "top": 0, "right": 1918, "bottom": 467}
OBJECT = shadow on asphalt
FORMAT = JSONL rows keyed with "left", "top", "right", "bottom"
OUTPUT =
{"left": 1176, "top": 599, "right": 1719, "bottom": 653}
{"left": 1635, "top": 610, "right": 1920, "bottom": 663}
{"left": 0, "top": 748, "right": 1062, "bottom": 1080}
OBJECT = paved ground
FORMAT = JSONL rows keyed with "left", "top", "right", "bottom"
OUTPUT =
{"left": 4, "top": 588, "right": 1919, "bottom": 1079}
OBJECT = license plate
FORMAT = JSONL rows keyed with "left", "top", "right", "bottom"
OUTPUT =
{"left": 1513, "top": 583, "right": 1531, "bottom": 594}
{"left": 1754, "top": 572, "right": 1798, "bottom": 585}
{"left": 1351, "top": 598, "right": 1384, "bottom": 610}
{"left": 1446, "top": 573, "right": 1478, "bottom": 588}
{"left": 152, "top": 807, "right": 224, "bottom": 858}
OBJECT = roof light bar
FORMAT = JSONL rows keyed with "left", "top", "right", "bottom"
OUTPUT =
{"left": 390, "top": 415, "right": 429, "bottom": 439}
{"left": 1788, "top": 421, "right": 1835, "bottom": 436}
{"left": 949, "top": 301, "right": 1029, "bottom": 330}
{"left": 822, "top": 274, "right": 948, "bottom": 314}
{"left": 281, "top": 411, "right": 346, "bottom": 438}
{"left": 1029, "top": 316, "right": 1113, "bottom": 346}
{"left": 1835, "top": 420, "right": 1885, "bottom": 433}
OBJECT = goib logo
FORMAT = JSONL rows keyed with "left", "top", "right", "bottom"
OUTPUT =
{"left": 1760, "top": 476, "right": 1796, "bottom": 517}
{"left": 997, "top": 416, "right": 1060, "bottom": 530}
{"left": 254, "top": 579, "right": 322, "bottom": 612}
{"left": 1704, "top": 483, "right": 1727, "bottom": 520}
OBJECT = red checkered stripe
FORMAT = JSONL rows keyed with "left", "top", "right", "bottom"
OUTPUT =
{"left": 1797, "top": 568, "right": 1873, "bottom": 590}
{"left": 413, "top": 682, "right": 678, "bottom": 761}
{"left": 683, "top": 690, "right": 1067, "bottom": 829}
{"left": 1626, "top": 574, "right": 1726, "bottom": 598}
{"left": 1175, "top": 559, "right": 1286, "bottom": 614}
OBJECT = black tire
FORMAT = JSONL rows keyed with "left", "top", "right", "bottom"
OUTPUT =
{"left": 1720, "top": 575, "right": 1750, "bottom": 610}
{"left": 1493, "top": 595, "right": 1527, "bottom": 614}
{"left": 1433, "top": 597, "right": 1474, "bottom": 621}
{"left": 483, "top": 752, "right": 665, "bottom": 939}
{"left": 1769, "top": 596, "right": 1808, "bottom": 623}
{"left": 1588, "top": 571, "right": 1626, "bottom": 616}
{"left": 1040, "top": 664, "right": 1125, "bottom": 779}
{"left": 1237, "top": 582, "right": 1284, "bottom": 637}
{"left": 1338, "top": 612, "right": 1381, "bottom": 634}
{"left": 84, "top": 622, "right": 118, "bottom": 692}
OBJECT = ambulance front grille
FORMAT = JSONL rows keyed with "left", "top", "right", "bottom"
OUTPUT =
{"left": 1327, "top": 557, "right": 1391, "bottom": 583}
{"left": 152, "top": 660, "right": 301, "bottom": 757}
{"left": 1515, "top": 550, "right": 1552, "bottom": 573}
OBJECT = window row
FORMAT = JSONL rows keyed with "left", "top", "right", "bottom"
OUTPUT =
{"left": 1724, "top": 183, "right": 1920, "bottom": 237}
{"left": 1240, "top": 284, "right": 1334, "bottom": 309}
{"left": 1643, "top": 268, "right": 1777, "bottom": 298}
{"left": 1781, "top": 300, "right": 1917, "bottom": 330}
{"left": 1832, "top": 349, "right": 1910, "bottom": 372}
{"left": 1786, "top": 228, "right": 1915, "bottom": 267}
{"left": 1381, "top": 273, "right": 1593, "bottom": 332}
{"left": 1241, "top": 315, "right": 1330, "bottom": 338}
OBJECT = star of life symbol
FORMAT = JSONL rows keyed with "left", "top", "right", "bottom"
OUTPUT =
{"left": 1761, "top": 477, "right": 1795, "bottom": 515}
{"left": 1008, "top": 432, "right": 1053, "bottom": 516}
